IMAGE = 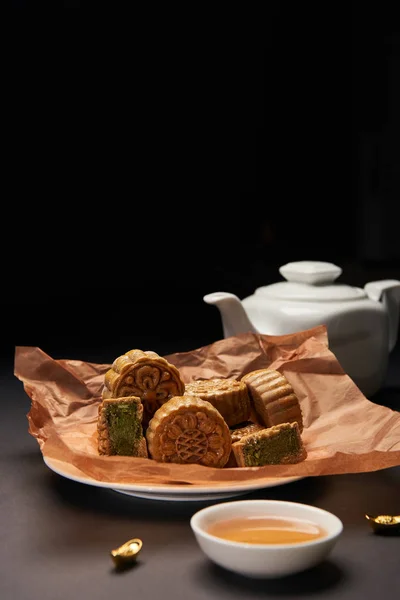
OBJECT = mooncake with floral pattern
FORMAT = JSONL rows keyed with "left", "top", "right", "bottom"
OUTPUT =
{"left": 146, "top": 396, "right": 231, "bottom": 468}
{"left": 103, "top": 349, "right": 185, "bottom": 428}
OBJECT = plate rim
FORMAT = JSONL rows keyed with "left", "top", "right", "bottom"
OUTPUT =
{"left": 111, "top": 488, "right": 249, "bottom": 501}
{"left": 43, "top": 455, "right": 304, "bottom": 496}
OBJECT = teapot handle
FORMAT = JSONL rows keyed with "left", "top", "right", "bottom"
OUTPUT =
{"left": 365, "top": 280, "right": 400, "bottom": 352}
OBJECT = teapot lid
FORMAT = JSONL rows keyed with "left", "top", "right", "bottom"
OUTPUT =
{"left": 255, "top": 261, "right": 367, "bottom": 301}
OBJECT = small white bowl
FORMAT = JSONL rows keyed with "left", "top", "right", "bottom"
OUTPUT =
{"left": 190, "top": 499, "right": 343, "bottom": 579}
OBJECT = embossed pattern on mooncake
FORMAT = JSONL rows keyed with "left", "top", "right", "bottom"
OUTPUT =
{"left": 146, "top": 396, "right": 232, "bottom": 468}
{"left": 103, "top": 349, "right": 185, "bottom": 428}
{"left": 184, "top": 378, "right": 251, "bottom": 427}
{"left": 241, "top": 369, "right": 303, "bottom": 432}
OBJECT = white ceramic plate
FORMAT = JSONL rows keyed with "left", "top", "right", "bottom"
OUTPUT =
{"left": 43, "top": 456, "right": 304, "bottom": 502}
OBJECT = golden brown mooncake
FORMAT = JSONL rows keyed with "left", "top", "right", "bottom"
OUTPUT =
{"left": 232, "top": 422, "right": 306, "bottom": 467}
{"left": 146, "top": 395, "right": 232, "bottom": 468}
{"left": 97, "top": 396, "right": 148, "bottom": 457}
{"left": 103, "top": 349, "right": 185, "bottom": 428}
{"left": 184, "top": 378, "right": 251, "bottom": 427}
{"left": 241, "top": 369, "right": 303, "bottom": 432}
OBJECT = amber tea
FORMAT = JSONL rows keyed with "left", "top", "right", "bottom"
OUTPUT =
{"left": 207, "top": 516, "right": 327, "bottom": 544}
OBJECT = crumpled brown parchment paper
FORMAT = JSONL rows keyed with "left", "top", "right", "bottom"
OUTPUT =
{"left": 14, "top": 326, "right": 400, "bottom": 487}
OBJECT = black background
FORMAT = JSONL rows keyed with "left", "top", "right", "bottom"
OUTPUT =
{"left": 3, "top": 3, "right": 400, "bottom": 366}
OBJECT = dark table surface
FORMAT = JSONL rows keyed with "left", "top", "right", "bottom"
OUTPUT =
{"left": 1, "top": 345, "right": 400, "bottom": 600}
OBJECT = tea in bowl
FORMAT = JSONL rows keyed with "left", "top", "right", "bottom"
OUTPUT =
{"left": 190, "top": 499, "right": 343, "bottom": 578}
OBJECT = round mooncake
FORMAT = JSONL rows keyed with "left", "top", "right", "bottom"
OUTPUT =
{"left": 146, "top": 395, "right": 232, "bottom": 468}
{"left": 241, "top": 369, "right": 303, "bottom": 432}
{"left": 103, "top": 349, "right": 185, "bottom": 428}
{"left": 184, "top": 378, "right": 251, "bottom": 427}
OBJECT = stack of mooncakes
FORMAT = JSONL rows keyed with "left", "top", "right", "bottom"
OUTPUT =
{"left": 97, "top": 348, "right": 307, "bottom": 468}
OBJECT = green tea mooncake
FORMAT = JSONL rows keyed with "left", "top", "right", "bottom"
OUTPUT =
{"left": 232, "top": 421, "right": 306, "bottom": 467}
{"left": 97, "top": 396, "right": 148, "bottom": 457}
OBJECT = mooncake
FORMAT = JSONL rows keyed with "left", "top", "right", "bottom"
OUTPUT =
{"left": 103, "top": 349, "right": 185, "bottom": 428}
{"left": 184, "top": 378, "right": 251, "bottom": 427}
{"left": 97, "top": 396, "right": 148, "bottom": 457}
{"left": 230, "top": 421, "right": 266, "bottom": 443}
{"left": 146, "top": 395, "right": 232, "bottom": 468}
{"left": 241, "top": 369, "right": 303, "bottom": 432}
{"left": 232, "top": 422, "right": 306, "bottom": 467}
{"left": 224, "top": 422, "right": 266, "bottom": 467}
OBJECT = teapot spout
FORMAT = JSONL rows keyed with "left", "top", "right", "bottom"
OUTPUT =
{"left": 365, "top": 280, "right": 400, "bottom": 352}
{"left": 203, "top": 292, "right": 257, "bottom": 339}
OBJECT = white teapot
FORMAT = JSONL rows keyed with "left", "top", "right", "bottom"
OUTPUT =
{"left": 204, "top": 261, "right": 400, "bottom": 398}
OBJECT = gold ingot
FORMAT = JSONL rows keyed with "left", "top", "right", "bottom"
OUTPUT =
{"left": 365, "top": 514, "right": 400, "bottom": 534}
{"left": 110, "top": 538, "right": 143, "bottom": 568}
